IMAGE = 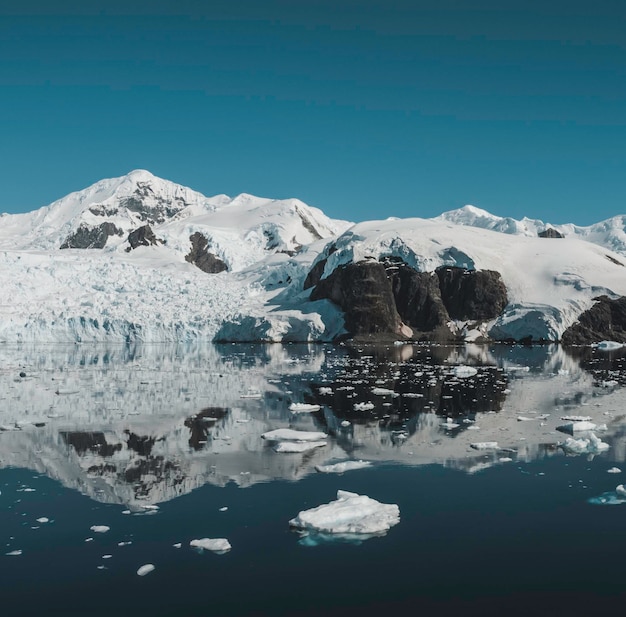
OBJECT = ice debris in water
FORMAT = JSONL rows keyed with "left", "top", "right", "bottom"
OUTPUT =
{"left": 190, "top": 538, "right": 231, "bottom": 553}
{"left": 289, "top": 490, "right": 400, "bottom": 541}
{"left": 261, "top": 428, "right": 327, "bottom": 442}
{"left": 453, "top": 365, "right": 477, "bottom": 378}
{"left": 6, "top": 550, "right": 22, "bottom": 556}
{"left": 561, "top": 432, "right": 609, "bottom": 455}
{"left": 36, "top": 517, "right": 49, "bottom": 524}
{"left": 318, "top": 387, "right": 333, "bottom": 395}
{"left": 315, "top": 460, "right": 372, "bottom": 474}
{"left": 137, "top": 564, "right": 155, "bottom": 576}
{"left": 90, "top": 525, "right": 110, "bottom": 533}
{"left": 288, "top": 403, "right": 321, "bottom": 413}
{"left": 274, "top": 441, "right": 327, "bottom": 453}
{"left": 607, "top": 467, "right": 622, "bottom": 474}
{"left": 371, "top": 387, "right": 399, "bottom": 397}
{"left": 589, "top": 484, "right": 626, "bottom": 505}
{"left": 353, "top": 402, "right": 374, "bottom": 411}
{"left": 596, "top": 341, "right": 624, "bottom": 351}
{"left": 557, "top": 421, "right": 598, "bottom": 434}
{"left": 561, "top": 416, "right": 592, "bottom": 422}
{"left": 470, "top": 442, "right": 499, "bottom": 450}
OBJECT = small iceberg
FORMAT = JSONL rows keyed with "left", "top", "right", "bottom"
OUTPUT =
{"left": 589, "top": 484, "right": 626, "bottom": 505}
{"left": 453, "top": 365, "right": 478, "bottom": 378}
{"left": 371, "top": 387, "right": 399, "bottom": 397}
{"left": 190, "top": 538, "right": 231, "bottom": 554}
{"left": 289, "top": 490, "right": 399, "bottom": 543}
{"left": 557, "top": 421, "right": 598, "bottom": 434}
{"left": 262, "top": 428, "right": 328, "bottom": 442}
{"left": 274, "top": 441, "right": 327, "bottom": 453}
{"left": 470, "top": 441, "right": 499, "bottom": 450}
{"left": 289, "top": 403, "right": 322, "bottom": 413}
{"left": 137, "top": 564, "right": 155, "bottom": 576}
{"left": 90, "top": 525, "right": 110, "bottom": 533}
{"left": 315, "top": 460, "right": 372, "bottom": 474}
{"left": 596, "top": 341, "right": 624, "bottom": 351}
{"left": 561, "top": 432, "right": 609, "bottom": 455}
{"left": 353, "top": 402, "right": 375, "bottom": 411}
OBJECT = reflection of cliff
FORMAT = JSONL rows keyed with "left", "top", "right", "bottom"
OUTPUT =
{"left": 1, "top": 343, "right": 626, "bottom": 507}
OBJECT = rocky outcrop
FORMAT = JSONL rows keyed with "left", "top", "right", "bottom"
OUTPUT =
{"left": 60, "top": 222, "right": 123, "bottom": 249}
{"left": 125, "top": 225, "right": 163, "bottom": 251}
{"left": 383, "top": 258, "right": 450, "bottom": 333}
{"left": 561, "top": 295, "right": 626, "bottom": 345}
{"left": 310, "top": 260, "right": 406, "bottom": 338}
{"left": 538, "top": 228, "right": 564, "bottom": 238}
{"left": 303, "top": 245, "right": 337, "bottom": 290}
{"left": 308, "top": 257, "right": 508, "bottom": 341}
{"left": 436, "top": 267, "right": 508, "bottom": 320}
{"left": 185, "top": 232, "right": 228, "bottom": 274}
{"left": 120, "top": 181, "right": 188, "bottom": 224}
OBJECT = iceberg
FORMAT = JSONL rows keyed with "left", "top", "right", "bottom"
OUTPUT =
{"left": 261, "top": 428, "right": 327, "bottom": 442}
{"left": 273, "top": 441, "right": 327, "bottom": 453}
{"left": 189, "top": 538, "right": 231, "bottom": 553}
{"left": 453, "top": 366, "right": 478, "bottom": 378}
{"left": 561, "top": 432, "right": 609, "bottom": 455}
{"left": 315, "top": 460, "right": 372, "bottom": 474}
{"left": 289, "top": 490, "right": 400, "bottom": 540}
{"left": 137, "top": 564, "right": 155, "bottom": 576}
{"left": 470, "top": 441, "right": 499, "bottom": 450}
{"left": 596, "top": 341, "right": 624, "bottom": 351}
{"left": 288, "top": 403, "right": 322, "bottom": 413}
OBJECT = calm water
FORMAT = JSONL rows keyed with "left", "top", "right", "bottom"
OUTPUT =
{"left": 2, "top": 342, "right": 626, "bottom": 616}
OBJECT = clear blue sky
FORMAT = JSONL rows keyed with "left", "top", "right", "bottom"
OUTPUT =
{"left": 1, "top": 0, "right": 625, "bottom": 224}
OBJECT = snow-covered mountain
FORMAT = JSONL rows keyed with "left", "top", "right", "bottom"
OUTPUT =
{"left": 2, "top": 171, "right": 626, "bottom": 344}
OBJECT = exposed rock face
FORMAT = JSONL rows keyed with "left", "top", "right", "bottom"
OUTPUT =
{"left": 382, "top": 258, "right": 449, "bottom": 332}
{"left": 126, "top": 225, "right": 163, "bottom": 251}
{"left": 436, "top": 267, "right": 508, "bottom": 320}
{"left": 303, "top": 245, "right": 337, "bottom": 290}
{"left": 308, "top": 256, "right": 508, "bottom": 341}
{"left": 185, "top": 232, "right": 228, "bottom": 274}
{"left": 60, "top": 222, "right": 123, "bottom": 249}
{"left": 561, "top": 295, "right": 626, "bottom": 345}
{"left": 120, "top": 181, "right": 189, "bottom": 224}
{"left": 310, "top": 260, "right": 405, "bottom": 338}
{"left": 539, "top": 228, "right": 564, "bottom": 238}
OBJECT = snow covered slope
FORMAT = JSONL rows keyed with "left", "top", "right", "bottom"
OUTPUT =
{"left": 304, "top": 217, "right": 626, "bottom": 341}
{"left": 438, "top": 205, "right": 626, "bottom": 256}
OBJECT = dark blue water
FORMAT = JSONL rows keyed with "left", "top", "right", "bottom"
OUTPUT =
{"left": 1, "top": 343, "right": 626, "bottom": 616}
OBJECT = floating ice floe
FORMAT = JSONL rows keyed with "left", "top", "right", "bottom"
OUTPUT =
{"left": 561, "top": 415, "right": 592, "bottom": 422}
{"left": 190, "top": 538, "right": 231, "bottom": 553}
{"left": 561, "top": 432, "right": 609, "bottom": 455}
{"left": 442, "top": 418, "right": 460, "bottom": 429}
{"left": 453, "top": 366, "right": 478, "bottom": 378}
{"left": 557, "top": 421, "right": 599, "bottom": 434}
{"left": 318, "top": 387, "right": 333, "bottom": 395}
{"left": 607, "top": 467, "right": 622, "bottom": 474}
{"left": 589, "top": 484, "right": 626, "bottom": 505}
{"left": 36, "top": 517, "right": 49, "bottom": 524}
{"left": 315, "top": 460, "right": 372, "bottom": 474}
{"left": 262, "top": 428, "right": 328, "bottom": 442}
{"left": 90, "top": 525, "right": 110, "bottom": 533}
{"left": 470, "top": 442, "right": 499, "bottom": 450}
{"left": 274, "top": 441, "right": 327, "bottom": 453}
{"left": 6, "top": 550, "right": 22, "bottom": 556}
{"left": 401, "top": 392, "right": 423, "bottom": 398}
{"left": 596, "top": 341, "right": 624, "bottom": 351}
{"left": 288, "top": 403, "right": 322, "bottom": 413}
{"left": 289, "top": 490, "right": 399, "bottom": 544}
{"left": 137, "top": 564, "right": 155, "bottom": 576}
{"left": 371, "top": 387, "right": 399, "bottom": 397}
{"left": 353, "top": 402, "right": 375, "bottom": 411}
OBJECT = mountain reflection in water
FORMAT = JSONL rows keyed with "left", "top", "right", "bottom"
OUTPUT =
{"left": 1, "top": 342, "right": 626, "bottom": 507}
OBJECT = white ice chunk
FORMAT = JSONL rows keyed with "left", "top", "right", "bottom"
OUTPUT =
{"left": 318, "top": 387, "right": 333, "bottom": 395}
{"left": 315, "top": 460, "right": 372, "bottom": 474}
{"left": 608, "top": 467, "right": 622, "bottom": 474}
{"left": 289, "top": 403, "right": 321, "bottom": 413}
{"left": 6, "top": 550, "right": 22, "bottom": 556}
{"left": 454, "top": 365, "right": 477, "bottom": 378}
{"left": 596, "top": 341, "right": 624, "bottom": 351}
{"left": 36, "top": 517, "right": 49, "bottom": 524}
{"left": 137, "top": 564, "right": 155, "bottom": 576}
{"left": 190, "top": 538, "right": 231, "bottom": 553}
{"left": 274, "top": 441, "right": 327, "bottom": 453}
{"left": 561, "top": 416, "right": 592, "bottom": 422}
{"left": 353, "top": 402, "right": 374, "bottom": 411}
{"left": 289, "top": 490, "right": 399, "bottom": 537}
{"left": 262, "top": 428, "right": 327, "bottom": 442}
{"left": 90, "top": 525, "right": 110, "bottom": 533}
{"left": 371, "top": 387, "right": 399, "bottom": 397}
{"left": 470, "top": 441, "right": 499, "bottom": 450}
{"left": 561, "top": 432, "right": 609, "bottom": 455}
